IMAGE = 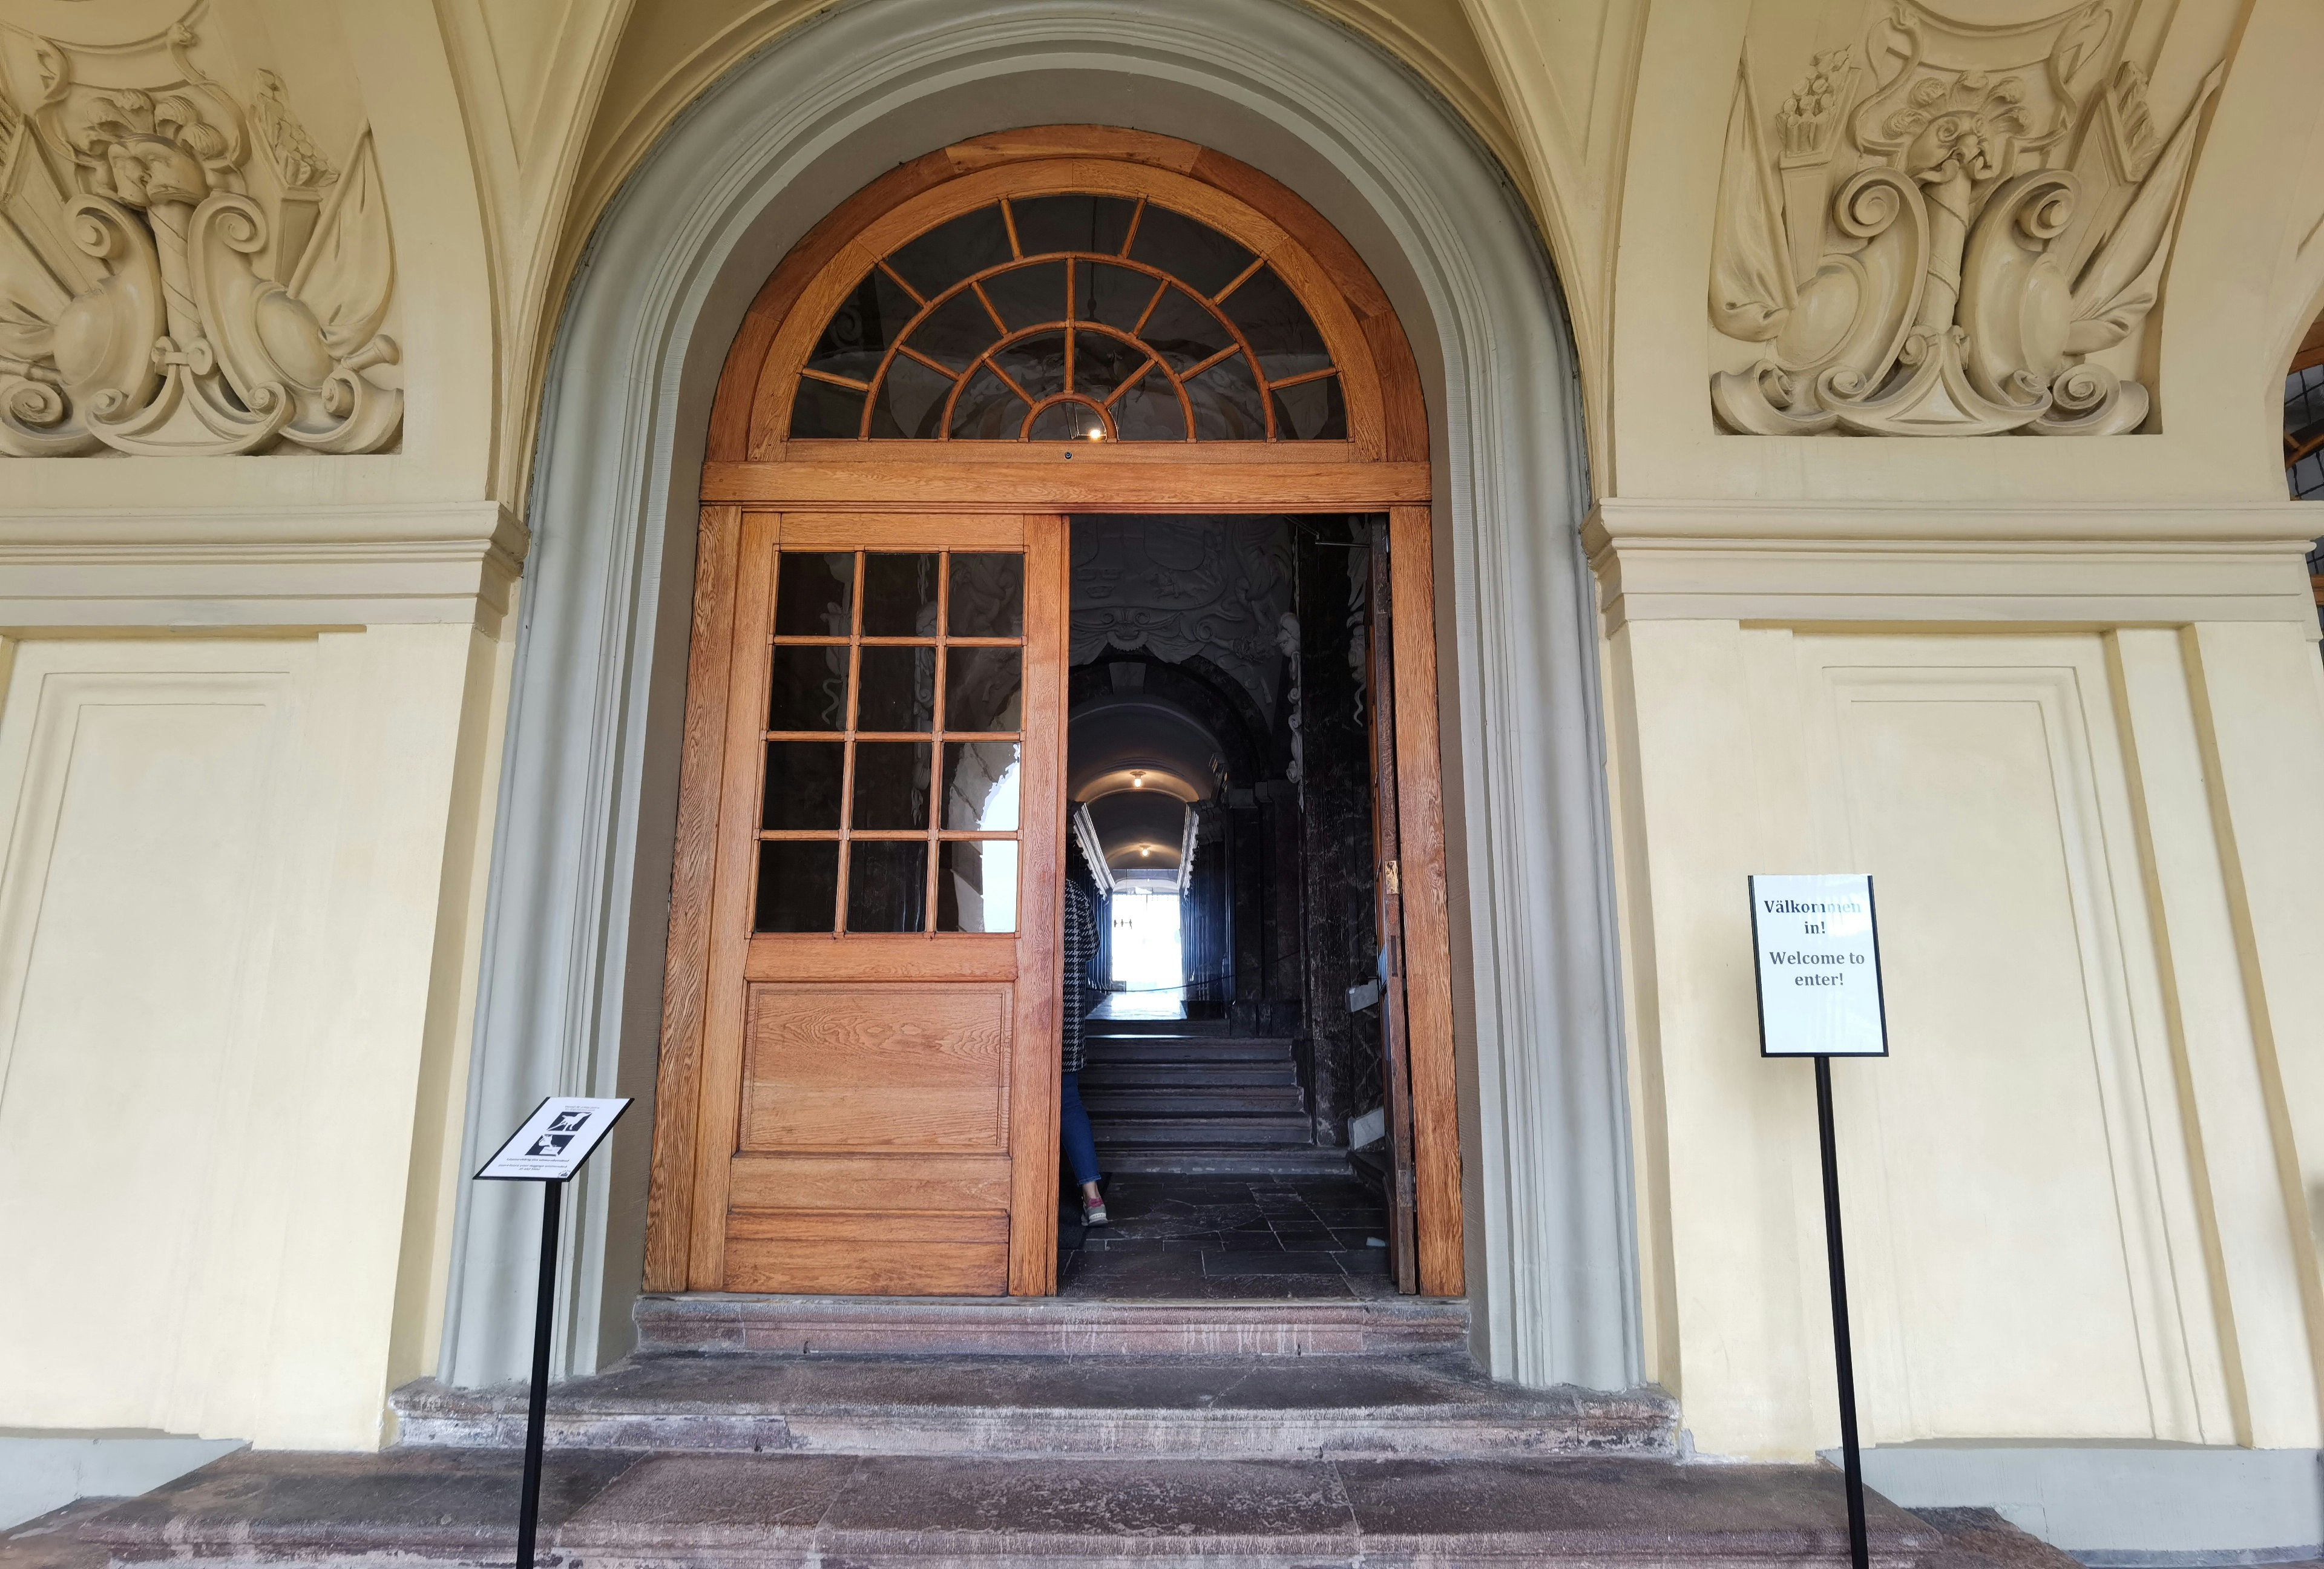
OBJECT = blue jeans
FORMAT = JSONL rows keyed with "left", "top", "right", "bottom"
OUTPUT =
{"left": 1059, "top": 1071, "right": 1100, "bottom": 1188}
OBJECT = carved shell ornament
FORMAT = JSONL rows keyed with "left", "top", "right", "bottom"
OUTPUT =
{"left": 1709, "top": 2, "right": 2222, "bottom": 437}
{"left": 0, "top": 22, "right": 399, "bottom": 456}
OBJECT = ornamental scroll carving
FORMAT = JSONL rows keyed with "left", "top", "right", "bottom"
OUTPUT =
{"left": 1709, "top": 3, "right": 2221, "bottom": 437}
{"left": 0, "top": 18, "right": 399, "bottom": 456}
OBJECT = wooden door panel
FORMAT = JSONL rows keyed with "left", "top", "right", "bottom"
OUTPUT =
{"left": 687, "top": 512, "right": 1065, "bottom": 1296}
{"left": 742, "top": 933, "right": 1016, "bottom": 982}
{"left": 726, "top": 1211, "right": 1009, "bottom": 1296}
{"left": 727, "top": 1153, "right": 1013, "bottom": 1212}
{"left": 739, "top": 984, "right": 1012, "bottom": 1152}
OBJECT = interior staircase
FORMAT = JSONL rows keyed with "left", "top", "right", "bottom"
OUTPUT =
{"left": 1080, "top": 1015, "right": 1345, "bottom": 1174}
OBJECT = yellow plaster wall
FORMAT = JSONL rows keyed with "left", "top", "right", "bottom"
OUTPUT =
{"left": 0, "top": 0, "right": 522, "bottom": 1450}
{"left": 0, "top": 625, "right": 505, "bottom": 1450}
{"left": 4, "top": 0, "right": 2323, "bottom": 1465}
{"left": 1609, "top": 619, "right": 2324, "bottom": 1458}
{"left": 1559, "top": 0, "right": 2324, "bottom": 1460}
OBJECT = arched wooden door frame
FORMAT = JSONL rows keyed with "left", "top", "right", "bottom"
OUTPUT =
{"left": 643, "top": 125, "right": 1463, "bottom": 1297}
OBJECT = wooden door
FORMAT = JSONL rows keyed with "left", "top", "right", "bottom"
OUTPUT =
{"left": 684, "top": 512, "right": 1066, "bottom": 1295}
{"left": 647, "top": 130, "right": 1466, "bottom": 1301}
{"left": 1367, "top": 522, "right": 1420, "bottom": 1293}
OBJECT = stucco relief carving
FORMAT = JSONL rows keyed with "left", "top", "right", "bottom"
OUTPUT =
{"left": 1709, "top": 4, "right": 2221, "bottom": 437}
{"left": 0, "top": 18, "right": 399, "bottom": 456}
{"left": 1069, "top": 518, "right": 1295, "bottom": 723}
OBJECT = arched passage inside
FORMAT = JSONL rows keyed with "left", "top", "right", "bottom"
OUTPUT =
{"left": 448, "top": 0, "right": 1632, "bottom": 1396}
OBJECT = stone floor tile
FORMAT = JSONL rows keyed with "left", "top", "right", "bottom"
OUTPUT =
{"left": 1204, "top": 1251, "right": 1347, "bottom": 1277}
{"left": 1335, "top": 1456, "right": 1941, "bottom": 1556}
{"left": 560, "top": 1453, "right": 857, "bottom": 1542}
{"left": 82, "top": 1449, "right": 638, "bottom": 1557}
{"left": 0, "top": 1499, "right": 115, "bottom": 1569}
{"left": 1912, "top": 1507, "right": 2086, "bottom": 1568}
{"left": 823, "top": 1455, "right": 1359, "bottom": 1541}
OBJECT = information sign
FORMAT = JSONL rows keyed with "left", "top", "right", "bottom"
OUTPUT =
{"left": 471, "top": 1093, "right": 630, "bottom": 1569}
{"left": 1749, "top": 873, "right": 1887, "bottom": 1058}
{"left": 476, "top": 1096, "right": 631, "bottom": 1182}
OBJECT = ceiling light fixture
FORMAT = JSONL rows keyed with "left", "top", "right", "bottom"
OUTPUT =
{"left": 1131, "top": 770, "right": 1145, "bottom": 789}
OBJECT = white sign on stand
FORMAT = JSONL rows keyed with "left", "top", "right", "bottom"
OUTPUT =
{"left": 1750, "top": 873, "right": 1887, "bottom": 1058}
{"left": 476, "top": 1096, "right": 631, "bottom": 1182}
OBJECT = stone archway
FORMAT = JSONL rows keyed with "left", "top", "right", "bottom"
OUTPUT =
{"left": 447, "top": 0, "right": 1633, "bottom": 1395}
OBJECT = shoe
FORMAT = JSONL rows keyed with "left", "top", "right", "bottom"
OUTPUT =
{"left": 1082, "top": 1194, "right": 1110, "bottom": 1226}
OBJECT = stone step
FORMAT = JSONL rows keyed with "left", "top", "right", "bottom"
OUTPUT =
{"left": 1100, "top": 1146, "right": 1354, "bottom": 1176}
{"left": 1091, "top": 1115, "right": 1311, "bottom": 1145}
{"left": 392, "top": 1352, "right": 1676, "bottom": 1459}
{"left": 1083, "top": 1036, "right": 1296, "bottom": 1062}
{"left": 77, "top": 1449, "right": 2045, "bottom": 1568}
{"left": 1081, "top": 1016, "right": 1233, "bottom": 1035}
{"left": 632, "top": 1293, "right": 1465, "bottom": 1357}
{"left": 1082, "top": 1087, "right": 1307, "bottom": 1117}
{"left": 1079, "top": 1062, "right": 1299, "bottom": 1087}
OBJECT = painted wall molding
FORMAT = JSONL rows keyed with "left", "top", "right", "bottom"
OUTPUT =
{"left": 0, "top": 502, "right": 520, "bottom": 628}
{"left": 1590, "top": 497, "right": 2322, "bottom": 544}
{"left": 1586, "top": 499, "right": 2320, "bottom": 631}
{"left": 1709, "top": 1, "right": 2222, "bottom": 438}
{"left": 0, "top": 12, "right": 401, "bottom": 456}
{"left": 447, "top": 0, "right": 1636, "bottom": 1396}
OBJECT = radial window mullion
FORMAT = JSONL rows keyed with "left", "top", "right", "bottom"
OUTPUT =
{"left": 1213, "top": 255, "right": 1265, "bottom": 304}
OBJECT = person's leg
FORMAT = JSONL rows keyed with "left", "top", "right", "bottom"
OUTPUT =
{"left": 1059, "top": 1071, "right": 1105, "bottom": 1219}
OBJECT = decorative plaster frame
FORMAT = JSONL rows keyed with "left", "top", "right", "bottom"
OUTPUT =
{"left": 444, "top": 0, "right": 1636, "bottom": 1393}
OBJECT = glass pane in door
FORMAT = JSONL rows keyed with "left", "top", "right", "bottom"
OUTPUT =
{"left": 754, "top": 547, "right": 1026, "bottom": 934}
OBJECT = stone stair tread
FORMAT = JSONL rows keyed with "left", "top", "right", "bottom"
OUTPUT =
{"left": 77, "top": 1448, "right": 1985, "bottom": 1567}
{"left": 1080, "top": 1017, "right": 1235, "bottom": 1035}
{"left": 1092, "top": 1119, "right": 1313, "bottom": 1145}
{"left": 1080, "top": 1064, "right": 1299, "bottom": 1085}
{"left": 1102, "top": 1148, "right": 1356, "bottom": 1175}
{"left": 390, "top": 1352, "right": 1676, "bottom": 1458}
{"left": 1078, "top": 1050, "right": 1301, "bottom": 1074}
{"left": 1083, "top": 1093, "right": 1307, "bottom": 1116}
{"left": 1085, "top": 1033, "right": 1295, "bottom": 1047}
{"left": 632, "top": 1293, "right": 1465, "bottom": 1358}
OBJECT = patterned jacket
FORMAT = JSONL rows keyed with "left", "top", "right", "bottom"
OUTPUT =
{"left": 1061, "top": 875, "right": 1098, "bottom": 1074}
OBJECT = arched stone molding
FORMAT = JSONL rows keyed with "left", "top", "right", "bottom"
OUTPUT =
{"left": 444, "top": 0, "right": 1638, "bottom": 1395}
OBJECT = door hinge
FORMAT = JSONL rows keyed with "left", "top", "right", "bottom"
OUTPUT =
{"left": 1396, "top": 1166, "right": 1416, "bottom": 1207}
{"left": 1382, "top": 859, "right": 1400, "bottom": 896}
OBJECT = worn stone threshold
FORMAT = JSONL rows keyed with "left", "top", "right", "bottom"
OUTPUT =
{"left": 73, "top": 1448, "right": 2076, "bottom": 1568}
{"left": 393, "top": 1351, "right": 1675, "bottom": 1458}
{"left": 632, "top": 1291, "right": 1468, "bottom": 1357}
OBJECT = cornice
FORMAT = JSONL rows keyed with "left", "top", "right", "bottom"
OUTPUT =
{"left": 1586, "top": 498, "right": 2323, "bottom": 550}
{"left": 0, "top": 502, "right": 527, "bottom": 633}
{"left": 1584, "top": 499, "right": 2322, "bottom": 635}
{"left": 0, "top": 501, "right": 528, "bottom": 556}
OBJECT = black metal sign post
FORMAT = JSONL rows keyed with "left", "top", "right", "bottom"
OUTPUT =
{"left": 475, "top": 1096, "right": 632, "bottom": 1569}
{"left": 1814, "top": 1054, "right": 1869, "bottom": 1569}
{"left": 1749, "top": 873, "right": 1885, "bottom": 1569}
{"left": 516, "top": 1176, "right": 562, "bottom": 1569}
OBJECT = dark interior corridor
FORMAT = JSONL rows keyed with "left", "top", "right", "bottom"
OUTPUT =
{"left": 1058, "top": 515, "right": 1396, "bottom": 1297}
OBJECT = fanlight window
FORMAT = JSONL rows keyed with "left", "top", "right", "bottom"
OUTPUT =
{"left": 790, "top": 192, "right": 1344, "bottom": 442}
